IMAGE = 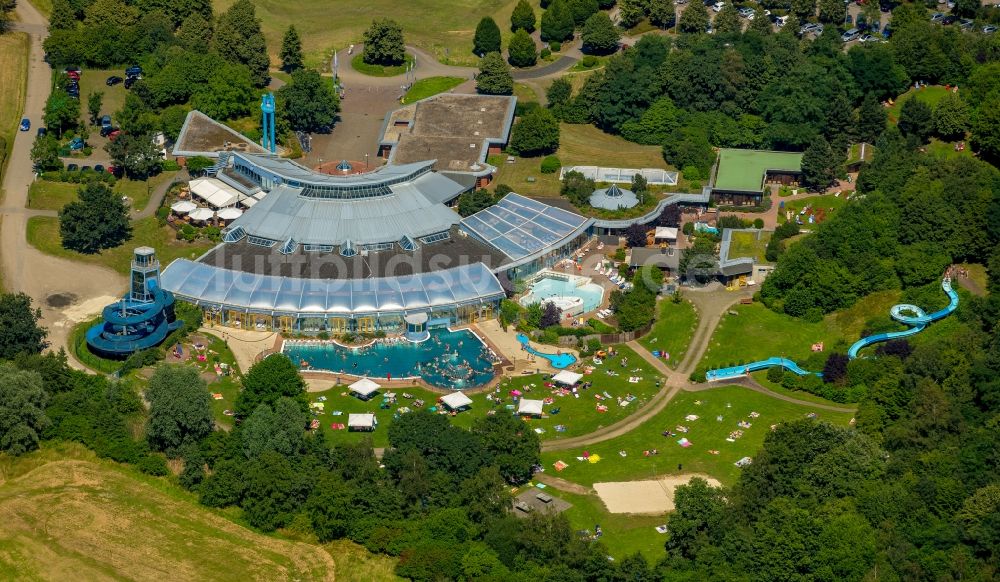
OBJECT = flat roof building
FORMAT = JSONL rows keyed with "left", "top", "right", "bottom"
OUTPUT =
{"left": 711, "top": 149, "right": 803, "bottom": 206}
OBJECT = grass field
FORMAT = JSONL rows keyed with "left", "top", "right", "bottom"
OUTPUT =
{"left": 777, "top": 194, "right": 849, "bottom": 225}
{"left": 553, "top": 489, "right": 666, "bottom": 560}
{"left": 401, "top": 76, "right": 465, "bottom": 103}
{"left": 925, "top": 137, "right": 974, "bottom": 160}
{"left": 887, "top": 85, "right": 951, "bottom": 123}
{"left": 698, "top": 291, "right": 902, "bottom": 371}
{"left": 28, "top": 172, "right": 179, "bottom": 212}
{"left": 492, "top": 123, "right": 670, "bottom": 196}
{"left": 637, "top": 298, "right": 698, "bottom": 369}
{"left": 539, "top": 385, "right": 854, "bottom": 487}
{"left": 213, "top": 0, "right": 544, "bottom": 68}
{"left": 0, "top": 444, "right": 342, "bottom": 580}
{"left": 351, "top": 53, "right": 414, "bottom": 77}
{"left": 727, "top": 230, "right": 771, "bottom": 263}
{"left": 26, "top": 216, "right": 213, "bottom": 275}
{"left": 0, "top": 32, "right": 30, "bottom": 201}
{"left": 76, "top": 68, "right": 127, "bottom": 126}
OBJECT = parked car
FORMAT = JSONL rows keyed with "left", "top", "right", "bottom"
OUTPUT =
{"left": 64, "top": 66, "right": 80, "bottom": 74}
{"left": 799, "top": 22, "right": 820, "bottom": 34}
{"left": 985, "top": 25, "right": 998, "bottom": 34}
{"left": 941, "top": 15, "right": 957, "bottom": 25}
{"left": 959, "top": 18, "right": 974, "bottom": 29}
{"left": 842, "top": 28, "right": 861, "bottom": 42}
{"left": 106, "top": 75, "right": 123, "bottom": 86}
{"left": 94, "top": 164, "right": 105, "bottom": 173}
{"left": 69, "top": 137, "right": 85, "bottom": 150}
{"left": 125, "top": 65, "right": 142, "bottom": 78}
{"left": 67, "top": 163, "right": 79, "bottom": 171}
{"left": 101, "top": 115, "right": 112, "bottom": 129}
{"left": 66, "top": 70, "right": 80, "bottom": 81}
{"left": 712, "top": 1, "right": 725, "bottom": 11}
{"left": 774, "top": 14, "right": 788, "bottom": 27}
{"left": 19, "top": 118, "right": 30, "bottom": 131}
{"left": 930, "top": 12, "right": 946, "bottom": 23}
{"left": 79, "top": 165, "right": 91, "bottom": 172}
{"left": 36, "top": 127, "right": 46, "bottom": 137}
{"left": 858, "top": 33, "right": 876, "bottom": 43}
{"left": 124, "top": 77, "right": 135, "bottom": 90}
{"left": 108, "top": 129, "right": 122, "bottom": 141}
{"left": 738, "top": 7, "right": 754, "bottom": 18}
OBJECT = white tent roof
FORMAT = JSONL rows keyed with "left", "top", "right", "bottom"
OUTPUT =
{"left": 441, "top": 391, "right": 473, "bottom": 410}
{"left": 552, "top": 370, "right": 583, "bottom": 385}
{"left": 240, "top": 197, "right": 258, "bottom": 208}
{"left": 347, "top": 413, "right": 376, "bottom": 428}
{"left": 518, "top": 398, "right": 544, "bottom": 415}
{"left": 188, "top": 208, "right": 215, "bottom": 222}
{"left": 655, "top": 226, "right": 678, "bottom": 240}
{"left": 217, "top": 207, "right": 243, "bottom": 220}
{"left": 349, "top": 377, "right": 381, "bottom": 397}
{"left": 189, "top": 177, "right": 240, "bottom": 209}
{"left": 170, "top": 200, "right": 197, "bottom": 214}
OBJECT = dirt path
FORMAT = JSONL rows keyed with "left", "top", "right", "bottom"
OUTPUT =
{"left": 687, "top": 377, "right": 856, "bottom": 414}
{"left": 0, "top": 2, "right": 127, "bottom": 364}
{"left": 534, "top": 473, "right": 594, "bottom": 495}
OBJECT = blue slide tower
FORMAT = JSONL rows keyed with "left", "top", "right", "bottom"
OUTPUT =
{"left": 86, "top": 247, "right": 183, "bottom": 359}
{"left": 261, "top": 92, "right": 276, "bottom": 153}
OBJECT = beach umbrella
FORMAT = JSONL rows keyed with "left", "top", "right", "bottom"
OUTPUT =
{"left": 170, "top": 200, "right": 197, "bottom": 214}
{"left": 188, "top": 208, "right": 214, "bottom": 222}
{"left": 216, "top": 207, "right": 243, "bottom": 221}
{"left": 510, "top": 389, "right": 522, "bottom": 396}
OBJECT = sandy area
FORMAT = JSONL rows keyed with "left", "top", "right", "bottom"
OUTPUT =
{"left": 593, "top": 474, "right": 722, "bottom": 514}
{"left": 199, "top": 327, "right": 279, "bottom": 374}
{"left": 476, "top": 319, "right": 579, "bottom": 374}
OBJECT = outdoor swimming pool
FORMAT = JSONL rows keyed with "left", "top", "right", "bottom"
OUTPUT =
{"left": 284, "top": 329, "right": 497, "bottom": 389}
{"left": 520, "top": 272, "right": 605, "bottom": 315}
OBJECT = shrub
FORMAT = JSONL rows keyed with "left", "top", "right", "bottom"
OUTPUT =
{"left": 161, "top": 159, "right": 181, "bottom": 171}
{"left": 540, "top": 48, "right": 552, "bottom": 59}
{"left": 549, "top": 40, "right": 562, "bottom": 51}
{"left": 581, "top": 55, "right": 597, "bottom": 67}
{"left": 135, "top": 454, "right": 170, "bottom": 476}
{"left": 540, "top": 155, "right": 562, "bottom": 173}
{"left": 766, "top": 365, "right": 784, "bottom": 383}
{"left": 753, "top": 218, "right": 765, "bottom": 229}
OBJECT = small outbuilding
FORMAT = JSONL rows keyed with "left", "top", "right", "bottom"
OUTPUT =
{"left": 440, "top": 391, "right": 473, "bottom": 411}
{"left": 654, "top": 226, "right": 678, "bottom": 242}
{"left": 589, "top": 183, "right": 638, "bottom": 210}
{"left": 518, "top": 398, "right": 545, "bottom": 416}
{"left": 551, "top": 370, "right": 583, "bottom": 386}
{"left": 348, "top": 413, "right": 377, "bottom": 431}
{"left": 349, "top": 377, "right": 381, "bottom": 400}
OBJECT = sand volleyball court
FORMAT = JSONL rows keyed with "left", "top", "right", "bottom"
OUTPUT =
{"left": 593, "top": 474, "right": 722, "bottom": 514}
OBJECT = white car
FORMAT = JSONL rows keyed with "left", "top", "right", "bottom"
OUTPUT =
{"left": 712, "top": 1, "right": 725, "bottom": 12}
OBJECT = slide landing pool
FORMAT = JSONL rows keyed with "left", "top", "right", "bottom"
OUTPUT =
{"left": 516, "top": 333, "right": 577, "bottom": 369}
{"left": 706, "top": 278, "right": 959, "bottom": 382}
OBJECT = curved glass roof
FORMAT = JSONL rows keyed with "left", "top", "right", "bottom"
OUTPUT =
{"left": 160, "top": 259, "right": 504, "bottom": 315}
{"left": 461, "top": 193, "right": 590, "bottom": 261}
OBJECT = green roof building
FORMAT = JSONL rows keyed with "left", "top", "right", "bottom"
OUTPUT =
{"left": 711, "top": 149, "right": 803, "bottom": 206}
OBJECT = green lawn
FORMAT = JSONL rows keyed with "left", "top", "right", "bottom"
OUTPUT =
{"left": 350, "top": 52, "right": 414, "bottom": 77}
{"left": 777, "top": 194, "right": 849, "bottom": 225}
{"left": 26, "top": 215, "right": 214, "bottom": 275}
{"left": 925, "top": 137, "right": 974, "bottom": 161}
{"left": 751, "top": 371, "right": 857, "bottom": 406}
{"left": 117, "top": 171, "right": 180, "bottom": 212}
{"left": 727, "top": 230, "right": 771, "bottom": 263}
{"left": 637, "top": 298, "right": 699, "bottom": 369}
{"left": 539, "top": 385, "right": 854, "bottom": 487}
{"left": 26, "top": 180, "right": 79, "bottom": 210}
{"left": 513, "top": 82, "right": 539, "bottom": 103}
{"left": 213, "top": 0, "right": 545, "bottom": 68}
{"left": 698, "top": 291, "right": 902, "bottom": 371}
{"left": 76, "top": 68, "right": 127, "bottom": 126}
{"left": 553, "top": 489, "right": 666, "bottom": 560}
{"left": 0, "top": 32, "right": 29, "bottom": 202}
{"left": 887, "top": 85, "right": 951, "bottom": 123}
{"left": 401, "top": 76, "right": 465, "bottom": 104}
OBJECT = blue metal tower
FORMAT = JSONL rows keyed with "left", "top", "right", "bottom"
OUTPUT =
{"left": 261, "top": 92, "right": 276, "bottom": 153}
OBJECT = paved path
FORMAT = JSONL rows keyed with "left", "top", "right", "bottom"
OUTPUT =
{"left": 686, "top": 377, "right": 857, "bottom": 414}
{"left": 0, "top": 2, "right": 126, "bottom": 364}
{"left": 133, "top": 169, "right": 188, "bottom": 219}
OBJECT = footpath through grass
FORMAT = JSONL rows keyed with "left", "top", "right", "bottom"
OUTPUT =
{"left": 26, "top": 215, "right": 213, "bottom": 275}
{"left": 401, "top": 76, "right": 465, "bottom": 103}
{"left": 539, "top": 385, "right": 855, "bottom": 487}
{"left": 637, "top": 298, "right": 698, "bottom": 369}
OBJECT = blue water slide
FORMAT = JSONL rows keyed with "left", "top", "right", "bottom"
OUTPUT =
{"left": 86, "top": 279, "right": 183, "bottom": 358}
{"left": 516, "top": 333, "right": 577, "bottom": 369}
{"left": 705, "top": 278, "right": 959, "bottom": 382}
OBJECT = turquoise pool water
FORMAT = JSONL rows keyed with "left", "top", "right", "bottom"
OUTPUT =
{"left": 521, "top": 274, "right": 605, "bottom": 314}
{"left": 516, "top": 333, "right": 577, "bottom": 369}
{"left": 284, "top": 329, "right": 496, "bottom": 389}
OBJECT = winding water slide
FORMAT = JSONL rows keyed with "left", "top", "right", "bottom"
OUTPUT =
{"left": 86, "top": 279, "right": 182, "bottom": 357}
{"left": 705, "top": 278, "right": 959, "bottom": 382}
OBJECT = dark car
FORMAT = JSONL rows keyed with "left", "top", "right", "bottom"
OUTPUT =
{"left": 106, "top": 75, "right": 123, "bottom": 86}
{"left": 19, "top": 118, "right": 30, "bottom": 131}
{"left": 125, "top": 65, "right": 142, "bottom": 78}
{"left": 941, "top": 15, "right": 957, "bottom": 25}
{"left": 67, "top": 163, "right": 79, "bottom": 171}
{"left": 100, "top": 125, "right": 117, "bottom": 137}
{"left": 36, "top": 127, "right": 46, "bottom": 137}
{"left": 101, "top": 115, "right": 112, "bottom": 129}
{"left": 94, "top": 164, "right": 105, "bottom": 173}
{"left": 123, "top": 77, "right": 135, "bottom": 90}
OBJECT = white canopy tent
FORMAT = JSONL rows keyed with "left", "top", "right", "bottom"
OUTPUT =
{"left": 440, "top": 391, "right": 473, "bottom": 411}
{"left": 347, "top": 413, "right": 377, "bottom": 431}
{"left": 189, "top": 177, "right": 240, "bottom": 209}
{"left": 552, "top": 370, "right": 583, "bottom": 385}
{"left": 187, "top": 208, "right": 215, "bottom": 223}
{"left": 349, "top": 377, "right": 381, "bottom": 399}
{"left": 518, "top": 398, "right": 544, "bottom": 416}
{"left": 654, "top": 226, "right": 678, "bottom": 240}
{"left": 217, "top": 207, "right": 243, "bottom": 221}
{"left": 170, "top": 200, "right": 197, "bottom": 214}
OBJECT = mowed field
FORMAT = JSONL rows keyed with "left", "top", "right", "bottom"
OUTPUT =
{"left": 0, "top": 32, "right": 30, "bottom": 191}
{"left": 0, "top": 446, "right": 344, "bottom": 581}
{"left": 213, "top": 0, "right": 543, "bottom": 67}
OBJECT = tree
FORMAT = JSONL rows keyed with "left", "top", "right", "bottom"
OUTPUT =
{"left": 471, "top": 414, "right": 541, "bottom": 484}
{"left": 235, "top": 353, "right": 307, "bottom": 418}
{"left": 499, "top": 299, "right": 521, "bottom": 330}
{"left": 952, "top": 0, "right": 980, "bottom": 18}
{"left": 971, "top": 92, "right": 1000, "bottom": 164}
{"left": 932, "top": 93, "right": 969, "bottom": 141}
{"left": 30, "top": 134, "right": 62, "bottom": 171}
{"left": 822, "top": 353, "right": 849, "bottom": 383}
{"left": 541, "top": 0, "right": 575, "bottom": 42}
{"left": 458, "top": 188, "right": 496, "bottom": 216}
{"left": 87, "top": 91, "right": 104, "bottom": 125}
{"left": 631, "top": 172, "right": 648, "bottom": 203}
{"left": 276, "top": 68, "right": 340, "bottom": 132}
{"left": 48, "top": 0, "right": 78, "bottom": 30}
{"left": 714, "top": 4, "right": 741, "bottom": 35}
{"left": 508, "top": 28, "right": 537, "bottom": 67}
{"left": 476, "top": 52, "right": 513, "bottom": 95}
{"left": 625, "top": 223, "right": 648, "bottom": 247}
{"left": 0, "top": 364, "right": 49, "bottom": 456}
{"left": 473, "top": 16, "right": 501, "bottom": 56}
{"left": 790, "top": 0, "right": 815, "bottom": 20}
{"left": 581, "top": 12, "right": 620, "bottom": 55}
{"left": 540, "top": 301, "right": 562, "bottom": 328}
{"left": 44, "top": 90, "right": 80, "bottom": 137}
{"left": 677, "top": 0, "right": 709, "bottom": 34}
{"left": 146, "top": 365, "right": 214, "bottom": 453}
{"left": 178, "top": 12, "right": 212, "bottom": 51}
{"left": 818, "top": 0, "right": 845, "bottom": 24}
{"left": 241, "top": 398, "right": 307, "bottom": 459}
{"left": 59, "top": 182, "right": 132, "bottom": 254}
{"left": 897, "top": 97, "right": 933, "bottom": 142}
{"left": 561, "top": 170, "right": 596, "bottom": 207}
{"left": 546, "top": 77, "right": 573, "bottom": 109}
{"left": 679, "top": 236, "right": 717, "bottom": 284}
{"left": 568, "top": 0, "right": 599, "bottom": 26}
{"left": 648, "top": 0, "right": 675, "bottom": 29}
{"left": 511, "top": 0, "right": 536, "bottom": 32}
{"left": 0, "top": 293, "right": 48, "bottom": 359}
{"left": 213, "top": 0, "right": 269, "bottom": 86}
{"left": 801, "top": 136, "right": 836, "bottom": 190}
{"left": 509, "top": 108, "right": 560, "bottom": 156}
{"left": 857, "top": 92, "right": 887, "bottom": 144}
{"left": 105, "top": 132, "right": 162, "bottom": 179}
{"left": 280, "top": 25, "right": 304, "bottom": 73}
{"left": 362, "top": 18, "right": 405, "bottom": 65}
{"left": 189, "top": 63, "right": 255, "bottom": 120}
{"left": 618, "top": 0, "right": 646, "bottom": 29}
{"left": 749, "top": 6, "right": 772, "bottom": 34}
